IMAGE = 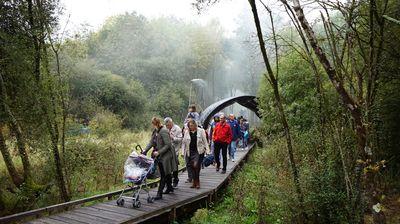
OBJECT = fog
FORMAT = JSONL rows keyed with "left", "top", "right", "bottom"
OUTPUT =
{"left": 57, "top": 0, "right": 318, "bottom": 123}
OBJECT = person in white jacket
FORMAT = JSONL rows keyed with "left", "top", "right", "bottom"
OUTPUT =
{"left": 164, "top": 117, "right": 182, "bottom": 187}
{"left": 181, "top": 119, "right": 210, "bottom": 189}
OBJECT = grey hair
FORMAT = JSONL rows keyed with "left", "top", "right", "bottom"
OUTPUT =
{"left": 164, "top": 117, "right": 173, "bottom": 124}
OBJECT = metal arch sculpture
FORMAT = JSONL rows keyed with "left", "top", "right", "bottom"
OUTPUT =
{"left": 200, "top": 95, "right": 260, "bottom": 129}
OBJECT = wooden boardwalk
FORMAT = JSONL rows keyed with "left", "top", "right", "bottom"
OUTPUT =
{"left": 19, "top": 146, "right": 253, "bottom": 224}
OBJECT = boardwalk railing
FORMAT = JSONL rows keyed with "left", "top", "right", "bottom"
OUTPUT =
{"left": 0, "top": 167, "right": 187, "bottom": 223}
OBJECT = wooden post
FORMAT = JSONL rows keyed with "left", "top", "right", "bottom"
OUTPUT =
{"left": 207, "top": 193, "right": 213, "bottom": 207}
{"left": 169, "top": 208, "right": 176, "bottom": 223}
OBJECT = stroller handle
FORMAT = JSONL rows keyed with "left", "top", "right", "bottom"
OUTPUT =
{"left": 136, "top": 145, "right": 143, "bottom": 153}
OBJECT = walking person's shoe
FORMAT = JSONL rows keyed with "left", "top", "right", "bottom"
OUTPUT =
{"left": 221, "top": 170, "right": 226, "bottom": 174}
{"left": 163, "top": 187, "right": 174, "bottom": 194}
{"left": 185, "top": 178, "right": 192, "bottom": 183}
{"left": 190, "top": 181, "right": 196, "bottom": 188}
{"left": 154, "top": 194, "right": 163, "bottom": 200}
{"left": 232, "top": 158, "right": 235, "bottom": 162}
{"left": 216, "top": 167, "right": 220, "bottom": 172}
{"left": 173, "top": 179, "right": 179, "bottom": 188}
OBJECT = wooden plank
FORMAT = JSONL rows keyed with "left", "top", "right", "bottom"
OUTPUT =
{"left": 104, "top": 200, "right": 159, "bottom": 210}
{"left": 73, "top": 210, "right": 122, "bottom": 223}
{"left": 26, "top": 221, "right": 47, "bottom": 224}
{"left": 57, "top": 211, "right": 115, "bottom": 224}
{"left": 103, "top": 200, "right": 156, "bottom": 213}
{"left": 68, "top": 211, "right": 117, "bottom": 224}
{"left": 26, "top": 218, "right": 65, "bottom": 224}
{"left": 79, "top": 207, "right": 133, "bottom": 220}
{"left": 128, "top": 191, "right": 210, "bottom": 223}
{"left": 92, "top": 203, "right": 144, "bottom": 217}
{"left": 198, "top": 178, "right": 223, "bottom": 184}
{"left": 174, "top": 188, "right": 211, "bottom": 196}
{"left": 169, "top": 189, "right": 200, "bottom": 196}
{"left": 49, "top": 215, "right": 86, "bottom": 224}
{"left": 41, "top": 217, "right": 71, "bottom": 224}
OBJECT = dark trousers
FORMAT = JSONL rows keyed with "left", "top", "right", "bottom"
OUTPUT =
{"left": 188, "top": 153, "right": 204, "bottom": 183}
{"left": 157, "top": 162, "right": 172, "bottom": 195}
{"left": 173, "top": 171, "right": 179, "bottom": 183}
{"left": 185, "top": 155, "right": 193, "bottom": 181}
{"left": 214, "top": 142, "right": 228, "bottom": 171}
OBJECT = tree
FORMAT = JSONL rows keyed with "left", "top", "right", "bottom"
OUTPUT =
{"left": 289, "top": 0, "right": 390, "bottom": 222}
{"left": 16, "top": 0, "right": 71, "bottom": 202}
{"left": 247, "top": 0, "right": 307, "bottom": 221}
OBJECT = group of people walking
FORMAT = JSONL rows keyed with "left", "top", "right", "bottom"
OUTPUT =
{"left": 142, "top": 105, "right": 250, "bottom": 201}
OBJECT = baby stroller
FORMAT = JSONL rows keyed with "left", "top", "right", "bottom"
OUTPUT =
{"left": 116, "top": 145, "right": 156, "bottom": 208}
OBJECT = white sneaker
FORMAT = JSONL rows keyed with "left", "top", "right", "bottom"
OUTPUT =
{"left": 232, "top": 159, "right": 235, "bottom": 162}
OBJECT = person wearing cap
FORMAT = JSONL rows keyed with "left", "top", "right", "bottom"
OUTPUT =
{"left": 184, "top": 104, "right": 200, "bottom": 127}
{"left": 164, "top": 117, "right": 182, "bottom": 187}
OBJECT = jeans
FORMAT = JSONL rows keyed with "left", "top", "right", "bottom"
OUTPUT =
{"left": 243, "top": 137, "right": 248, "bottom": 147}
{"left": 214, "top": 142, "right": 228, "bottom": 171}
{"left": 229, "top": 140, "right": 237, "bottom": 159}
{"left": 210, "top": 141, "right": 215, "bottom": 154}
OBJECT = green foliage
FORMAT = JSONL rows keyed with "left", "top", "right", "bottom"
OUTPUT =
{"left": 62, "top": 113, "right": 150, "bottom": 198}
{"left": 257, "top": 51, "right": 340, "bottom": 136}
{"left": 69, "top": 62, "right": 148, "bottom": 129}
{"left": 0, "top": 7, "right": 236, "bottom": 215}
{"left": 151, "top": 86, "right": 185, "bottom": 122}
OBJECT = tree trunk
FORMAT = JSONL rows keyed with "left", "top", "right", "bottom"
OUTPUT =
{"left": 0, "top": 124, "right": 23, "bottom": 187}
{"left": 27, "top": 0, "right": 41, "bottom": 83}
{"left": 0, "top": 73, "right": 32, "bottom": 183}
{"left": 248, "top": 0, "right": 306, "bottom": 221}
{"left": 281, "top": 0, "right": 326, "bottom": 151}
{"left": 27, "top": 0, "right": 70, "bottom": 202}
{"left": 49, "top": 130, "right": 70, "bottom": 202}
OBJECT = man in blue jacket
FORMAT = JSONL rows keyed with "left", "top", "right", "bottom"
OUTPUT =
{"left": 227, "top": 114, "right": 241, "bottom": 162}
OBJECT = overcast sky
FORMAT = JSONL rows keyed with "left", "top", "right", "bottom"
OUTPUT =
{"left": 59, "top": 0, "right": 250, "bottom": 36}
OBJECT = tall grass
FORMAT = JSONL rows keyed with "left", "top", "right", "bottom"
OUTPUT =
{"left": 0, "top": 110, "right": 151, "bottom": 216}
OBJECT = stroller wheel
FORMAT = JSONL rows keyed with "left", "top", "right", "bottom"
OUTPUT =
{"left": 147, "top": 196, "right": 154, "bottom": 203}
{"left": 116, "top": 198, "right": 125, "bottom": 206}
{"left": 133, "top": 200, "right": 141, "bottom": 208}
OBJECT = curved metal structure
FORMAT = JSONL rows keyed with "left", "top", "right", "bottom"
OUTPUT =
{"left": 200, "top": 95, "right": 260, "bottom": 129}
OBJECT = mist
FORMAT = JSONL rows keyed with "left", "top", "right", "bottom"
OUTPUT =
{"left": 57, "top": 1, "right": 271, "bottom": 126}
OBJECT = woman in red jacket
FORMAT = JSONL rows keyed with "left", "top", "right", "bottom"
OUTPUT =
{"left": 212, "top": 114, "right": 232, "bottom": 174}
